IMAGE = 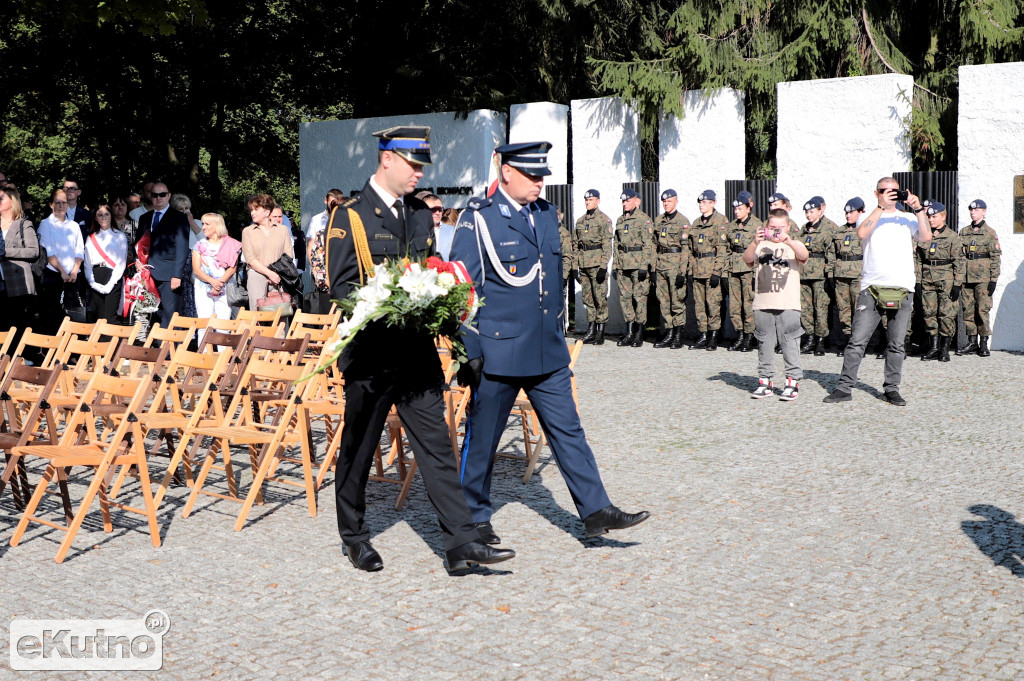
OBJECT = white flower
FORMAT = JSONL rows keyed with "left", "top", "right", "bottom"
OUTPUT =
{"left": 397, "top": 263, "right": 447, "bottom": 303}
{"left": 370, "top": 263, "right": 393, "bottom": 285}
{"left": 436, "top": 271, "right": 456, "bottom": 290}
{"left": 358, "top": 272, "right": 392, "bottom": 305}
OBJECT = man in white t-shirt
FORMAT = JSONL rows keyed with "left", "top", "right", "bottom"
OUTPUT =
{"left": 824, "top": 177, "right": 932, "bottom": 406}
{"left": 744, "top": 209, "right": 809, "bottom": 401}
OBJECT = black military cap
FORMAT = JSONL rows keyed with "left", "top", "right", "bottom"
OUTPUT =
{"left": 496, "top": 141, "right": 552, "bottom": 176}
{"left": 732, "top": 190, "right": 752, "bottom": 207}
{"left": 969, "top": 199, "right": 987, "bottom": 210}
{"left": 926, "top": 201, "right": 946, "bottom": 215}
{"left": 661, "top": 189, "right": 677, "bottom": 201}
{"left": 620, "top": 188, "right": 639, "bottom": 201}
{"left": 844, "top": 197, "right": 865, "bottom": 212}
{"left": 803, "top": 196, "right": 825, "bottom": 210}
{"left": 373, "top": 126, "right": 433, "bottom": 165}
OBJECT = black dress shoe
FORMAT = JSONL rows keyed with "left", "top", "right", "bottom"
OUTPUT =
{"left": 344, "top": 540, "right": 383, "bottom": 572}
{"left": 883, "top": 389, "right": 907, "bottom": 406}
{"left": 583, "top": 505, "right": 651, "bottom": 538}
{"left": 445, "top": 540, "right": 515, "bottom": 572}
{"left": 473, "top": 521, "right": 501, "bottom": 545}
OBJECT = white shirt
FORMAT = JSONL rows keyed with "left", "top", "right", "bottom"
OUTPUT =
{"left": 39, "top": 214, "right": 85, "bottom": 275}
{"left": 860, "top": 210, "right": 920, "bottom": 291}
{"left": 306, "top": 210, "right": 330, "bottom": 241}
{"left": 368, "top": 176, "right": 401, "bottom": 218}
{"left": 84, "top": 228, "right": 128, "bottom": 294}
{"left": 128, "top": 206, "right": 147, "bottom": 222}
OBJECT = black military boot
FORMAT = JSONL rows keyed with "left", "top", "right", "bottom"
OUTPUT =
{"left": 740, "top": 333, "right": 756, "bottom": 352}
{"left": 706, "top": 329, "right": 719, "bottom": 351}
{"left": 692, "top": 331, "right": 708, "bottom": 349}
{"left": 938, "top": 336, "right": 951, "bottom": 362}
{"left": 800, "top": 335, "right": 814, "bottom": 354}
{"left": 593, "top": 323, "right": 605, "bottom": 345}
{"left": 813, "top": 336, "right": 826, "bottom": 356}
{"left": 580, "top": 321, "right": 596, "bottom": 344}
{"left": 630, "top": 324, "right": 645, "bottom": 347}
{"left": 958, "top": 334, "right": 978, "bottom": 355}
{"left": 727, "top": 332, "right": 743, "bottom": 351}
{"left": 617, "top": 322, "right": 634, "bottom": 346}
{"left": 670, "top": 327, "right": 685, "bottom": 349}
{"left": 653, "top": 327, "right": 674, "bottom": 348}
{"left": 836, "top": 334, "right": 849, "bottom": 357}
{"left": 978, "top": 336, "right": 991, "bottom": 357}
{"left": 920, "top": 335, "right": 939, "bottom": 361}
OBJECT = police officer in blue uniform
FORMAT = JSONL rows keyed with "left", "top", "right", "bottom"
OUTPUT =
{"left": 450, "top": 141, "right": 650, "bottom": 545}
{"left": 326, "top": 126, "right": 514, "bottom": 573}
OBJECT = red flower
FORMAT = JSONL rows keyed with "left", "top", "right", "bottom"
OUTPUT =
{"left": 426, "top": 256, "right": 443, "bottom": 272}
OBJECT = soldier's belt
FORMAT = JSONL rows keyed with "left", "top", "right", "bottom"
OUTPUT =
{"left": 807, "top": 252, "right": 826, "bottom": 258}
{"left": 838, "top": 254, "right": 862, "bottom": 261}
{"left": 578, "top": 243, "right": 604, "bottom": 251}
{"left": 617, "top": 245, "right": 644, "bottom": 252}
{"left": 730, "top": 245, "right": 746, "bottom": 253}
{"left": 658, "top": 247, "right": 683, "bottom": 253}
{"left": 923, "top": 259, "right": 954, "bottom": 266}
{"left": 693, "top": 252, "right": 715, "bottom": 258}
{"left": 965, "top": 253, "right": 990, "bottom": 260}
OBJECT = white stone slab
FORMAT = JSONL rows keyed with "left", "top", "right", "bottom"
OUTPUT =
{"left": 299, "top": 110, "right": 506, "bottom": 231}
{"left": 776, "top": 74, "right": 913, "bottom": 226}
{"left": 958, "top": 62, "right": 1024, "bottom": 350}
{"left": 659, "top": 88, "right": 745, "bottom": 220}
{"left": 510, "top": 102, "right": 569, "bottom": 185}
{"left": 570, "top": 97, "right": 641, "bottom": 332}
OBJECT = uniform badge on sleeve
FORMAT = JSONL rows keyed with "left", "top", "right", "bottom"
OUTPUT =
{"left": 509, "top": 264, "right": 517, "bottom": 274}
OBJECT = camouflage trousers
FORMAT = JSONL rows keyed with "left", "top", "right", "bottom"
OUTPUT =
{"left": 617, "top": 269, "right": 649, "bottom": 323}
{"left": 961, "top": 282, "right": 993, "bottom": 335}
{"left": 728, "top": 272, "right": 755, "bottom": 334}
{"left": 800, "top": 279, "right": 830, "bottom": 337}
{"left": 654, "top": 269, "right": 686, "bottom": 327}
{"left": 920, "top": 279, "right": 957, "bottom": 337}
{"left": 579, "top": 266, "right": 609, "bottom": 323}
{"left": 834, "top": 278, "right": 860, "bottom": 336}
{"left": 693, "top": 277, "right": 721, "bottom": 332}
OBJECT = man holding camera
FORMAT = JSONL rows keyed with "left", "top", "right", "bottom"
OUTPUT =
{"left": 823, "top": 177, "right": 932, "bottom": 406}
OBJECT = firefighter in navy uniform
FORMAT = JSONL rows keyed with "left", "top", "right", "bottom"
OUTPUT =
{"left": 449, "top": 141, "right": 650, "bottom": 545}
{"left": 325, "top": 126, "right": 513, "bottom": 573}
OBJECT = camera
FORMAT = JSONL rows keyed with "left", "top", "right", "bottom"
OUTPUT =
{"left": 892, "top": 188, "right": 909, "bottom": 201}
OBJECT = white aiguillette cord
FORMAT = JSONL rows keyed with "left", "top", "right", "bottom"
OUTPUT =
{"left": 471, "top": 210, "right": 543, "bottom": 294}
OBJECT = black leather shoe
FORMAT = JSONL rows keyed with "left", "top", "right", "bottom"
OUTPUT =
{"left": 583, "top": 505, "right": 651, "bottom": 538}
{"left": 445, "top": 540, "right": 515, "bottom": 572}
{"left": 473, "top": 521, "right": 501, "bottom": 545}
{"left": 692, "top": 332, "right": 708, "bottom": 349}
{"left": 822, "top": 389, "right": 852, "bottom": 403}
{"left": 344, "top": 541, "right": 383, "bottom": 572}
{"left": 883, "top": 389, "right": 907, "bottom": 406}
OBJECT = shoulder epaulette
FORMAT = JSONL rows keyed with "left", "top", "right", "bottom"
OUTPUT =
{"left": 467, "top": 196, "right": 492, "bottom": 211}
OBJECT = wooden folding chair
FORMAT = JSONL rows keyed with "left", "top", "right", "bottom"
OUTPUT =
{"left": 55, "top": 318, "right": 97, "bottom": 345}
{"left": 0, "top": 359, "right": 65, "bottom": 512}
{"left": 12, "top": 329, "right": 66, "bottom": 370}
{"left": 301, "top": 349, "right": 347, "bottom": 491}
{"left": 287, "top": 309, "right": 340, "bottom": 333}
{"left": 236, "top": 308, "right": 283, "bottom": 330}
{"left": 503, "top": 339, "right": 584, "bottom": 483}
{"left": 10, "top": 371, "right": 158, "bottom": 564}
{"left": 143, "top": 325, "right": 195, "bottom": 350}
{"left": 91, "top": 319, "right": 141, "bottom": 348}
{"left": 181, "top": 358, "right": 317, "bottom": 530}
{"left": 0, "top": 327, "right": 18, "bottom": 358}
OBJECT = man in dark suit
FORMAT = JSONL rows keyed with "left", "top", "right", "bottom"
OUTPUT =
{"left": 62, "top": 179, "right": 92, "bottom": 238}
{"left": 449, "top": 142, "right": 650, "bottom": 545}
{"left": 326, "top": 126, "right": 514, "bottom": 574}
{"left": 138, "top": 182, "right": 189, "bottom": 326}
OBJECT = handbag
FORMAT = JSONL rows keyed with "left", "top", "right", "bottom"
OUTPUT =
{"left": 257, "top": 284, "right": 293, "bottom": 316}
{"left": 62, "top": 286, "right": 88, "bottom": 323}
{"left": 867, "top": 285, "right": 909, "bottom": 312}
{"left": 226, "top": 264, "right": 248, "bottom": 307}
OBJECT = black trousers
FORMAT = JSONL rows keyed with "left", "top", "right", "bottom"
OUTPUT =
{"left": 89, "top": 280, "right": 124, "bottom": 323}
{"left": 153, "top": 278, "right": 181, "bottom": 327}
{"left": 334, "top": 370, "right": 479, "bottom": 552}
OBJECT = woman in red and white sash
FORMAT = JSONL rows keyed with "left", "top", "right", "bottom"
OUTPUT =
{"left": 83, "top": 203, "right": 128, "bottom": 323}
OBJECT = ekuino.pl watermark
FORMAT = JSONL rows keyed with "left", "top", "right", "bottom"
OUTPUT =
{"left": 9, "top": 610, "right": 170, "bottom": 671}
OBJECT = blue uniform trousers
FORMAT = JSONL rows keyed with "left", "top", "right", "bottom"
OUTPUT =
{"left": 460, "top": 366, "right": 611, "bottom": 523}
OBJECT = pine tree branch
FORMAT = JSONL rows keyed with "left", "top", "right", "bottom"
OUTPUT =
{"left": 861, "top": 7, "right": 949, "bottom": 102}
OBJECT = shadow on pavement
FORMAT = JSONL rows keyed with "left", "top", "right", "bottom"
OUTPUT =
{"left": 961, "top": 504, "right": 1024, "bottom": 578}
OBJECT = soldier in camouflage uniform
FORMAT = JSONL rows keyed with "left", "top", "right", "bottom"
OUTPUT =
{"left": 914, "top": 201, "right": 964, "bottom": 362}
{"left": 613, "top": 188, "right": 655, "bottom": 347}
{"left": 826, "top": 197, "right": 866, "bottom": 355}
{"left": 768, "top": 192, "right": 801, "bottom": 239}
{"left": 558, "top": 209, "right": 576, "bottom": 333}
{"left": 686, "top": 189, "right": 729, "bottom": 350}
{"left": 651, "top": 189, "right": 690, "bottom": 349}
{"left": 958, "top": 198, "right": 1001, "bottom": 357}
{"left": 797, "top": 196, "right": 838, "bottom": 356}
{"left": 574, "top": 189, "right": 613, "bottom": 345}
{"left": 725, "top": 191, "right": 762, "bottom": 352}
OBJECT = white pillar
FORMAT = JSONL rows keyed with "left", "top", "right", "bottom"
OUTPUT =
{"left": 510, "top": 102, "right": 569, "bottom": 185}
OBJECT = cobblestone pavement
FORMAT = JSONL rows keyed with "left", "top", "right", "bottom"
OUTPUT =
{"left": 3, "top": 340, "right": 1023, "bottom": 680}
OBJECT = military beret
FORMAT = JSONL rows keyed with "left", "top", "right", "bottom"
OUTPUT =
{"left": 768, "top": 192, "right": 788, "bottom": 204}
{"left": 926, "top": 201, "right": 946, "bottom": 215}
{"left": 495, "top": 141, "right": 552, "bottom": 176}
{"left": 803, "top": 196, "right": 825, "bottom": 210}
{"left": 844, "top": 197, "right": 865, "bottom": 212}
{"left": 373, "top": 126, "right": 433, "bottom": 165}
{"left": 732, "top": 190, "right": 752, "bottom": 207}
{"left": 584, "top": 189, "right": 600, "bottom": 199}
{"left": 697, "top": 189, "right": 716, "bottom": 202}
{"left": 620, "top": 188, "right": 639, "bottom": 200}
{"left": 969, "top": 199, "right": 987, "bottom": 210}
{"left": 660, "top": 189, "right": 677, "bottom": 201}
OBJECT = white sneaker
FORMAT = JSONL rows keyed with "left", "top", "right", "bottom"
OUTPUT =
{"left": 751, "top": 379, "right": 773, "bottom": 399}
{"left": 779, "top": 379, "right": 799, "bottom": 401}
